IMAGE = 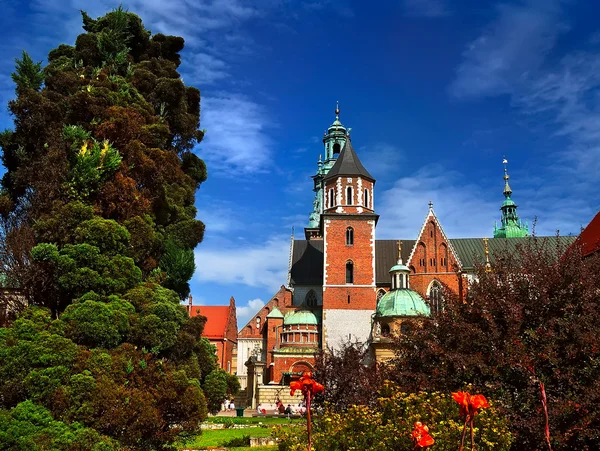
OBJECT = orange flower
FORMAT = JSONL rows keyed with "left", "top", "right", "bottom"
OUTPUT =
{"left": 452, "top": 391, "right": 489, "bottom": 417}
{"left": 412, "top": 421, "right": 435, "bottom": 448}
{"left": 289, "top": 372, "right": 324, "bottom": 397}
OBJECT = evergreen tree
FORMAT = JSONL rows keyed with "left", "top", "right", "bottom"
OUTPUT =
{"left": 11, "top": 51, "right": 45, "bottom": 91}
{"left": 0, "top": 8, "right": 223, "bottom": 450}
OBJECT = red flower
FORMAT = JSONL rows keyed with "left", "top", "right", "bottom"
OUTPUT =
{"left": 289, "top": 372, "right": 324, "bottom": 397}
{"left": 452, "top": 391, "right": 489, "bottom": 417}
{"left": 412, "top": 421, "right": 435, "bottom": 448}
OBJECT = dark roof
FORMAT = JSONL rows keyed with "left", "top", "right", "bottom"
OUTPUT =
{"left": 451, "top": 236, "right": 577, "bottom": 269}
{"left": 375, "top": 240, "right": 415, "bottom": 284}
{"left": 289, "top": 236, "right": 578, "bottom": 286}
{"left": 323, "top": 138, "right": 374, "bottom": 181}
{"left": 290, "top": 240, "right": 323, "bottom": 285}
{"left": 571, "top": 211, "right": 600, "bottom": 257}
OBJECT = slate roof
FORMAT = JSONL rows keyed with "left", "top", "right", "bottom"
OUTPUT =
{"left": 323, "top": 138, "right": 374, "bottom": 182}
{"left": 451, "top": 236, "right": 577, "bottom": 269}
{"left": 289, "top": 236, "right": 578, "bottom": 285}
{"left": 189, "top": 306, "right": 231, "bottom": 340}
{"left": 290, "top": 240, "right": 323, "bottom": 285}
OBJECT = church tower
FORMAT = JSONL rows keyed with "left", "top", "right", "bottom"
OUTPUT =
{"left": 306, "top": 103, "right": 349, "bottom": 238}
{"left": 321, "top": 133, "right": 378, "bottom": 348}
{"left": 493, "top": 159, "right": 529, "bottom": 238}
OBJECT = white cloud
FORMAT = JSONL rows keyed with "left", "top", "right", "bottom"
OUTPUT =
{"left": 199, "top": 94, "right": 274, "bottom": 174}
{"left": 194, "top": 236, "right": 290, "bottom": 293}
{"left": 359, "top": 143, "right": 404, "bottom": 181}
{"left": 401, "top": 0, "right": 449, "bottom": 18}
{"left": 449, "top": 0, "right": 565, "bottom": 99}
{"left": 187, "top": 53, "right": 230, "bottom": 85}
{"left": 376, "top": 164, "right": 499, "bottom": 239}
{"left": 236, "top": 298, "right": 265, "bottom": 328}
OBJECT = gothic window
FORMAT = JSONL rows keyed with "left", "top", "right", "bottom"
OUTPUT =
{"left": 364, "top": 189, "right": 370, "bottom": 208}
{"left": 346, "top": 186, "right": 353, "bottom": 205}
{"left": 305, "top": 290, "right": 317, "bottom": 307}
{"left": 376, "top": 289, "right": 386, "bottom": 303}
{"left": 346, "top": 227, "right": 354, "bottom": 246}
{"left": 429, "top": 281, "right": 444, "bottom": 314}
{"left": 328, "top": 188, "right": 334, "bottom": 208}
{"left": 346, "top": 261, "right": 354, "bottom": 284}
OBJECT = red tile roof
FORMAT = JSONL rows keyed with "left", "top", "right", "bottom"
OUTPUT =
{"left": 190, "top": 306, "right": 231, "bottom": 340}
{"left": 574, "top": 211, "right": 600, "bottom": 257}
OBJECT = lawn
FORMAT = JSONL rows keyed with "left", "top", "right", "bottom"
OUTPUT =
{"left": 204, "top": 416, "right": 302, "bottom": 425}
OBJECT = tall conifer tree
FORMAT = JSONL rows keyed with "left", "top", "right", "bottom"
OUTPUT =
{"left": 0, "top": 8, "right": 223, "bottom": 450}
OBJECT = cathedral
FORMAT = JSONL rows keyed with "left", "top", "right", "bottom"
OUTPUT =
{"left": 236, "top": 106, "right": 575, "bottom": 387}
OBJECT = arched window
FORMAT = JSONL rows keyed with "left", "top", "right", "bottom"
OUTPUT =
{"left": 364, "top": 189, "right": 370, "bottom": 208}
{"left": 346, "top": 186, "right": 353, "bottom": 205}
{"left": 376, "top": 289, "right": 386, "bottom": 303}
{"left": 305, "top": 290, "right": 317, "bottom": 307}
{"left": 346, "top": 227, "right": 354, "bottom": 246}
{"left": 382, "top": 324, "right": 391, "bottom": 336}
{"left": 345, "top": 261, "right": 354, "bottom": 284}
{"left": 429, "top": 281, "right": 444, "bottom": 314}
{"left": 333, "top": 142, "right": 341, "bottom": 154}
{"left": 255, "top": 316, "right": 261, "bottom": 329}
{"left": 328, "top": 188, "right": 334, "bottom": 208}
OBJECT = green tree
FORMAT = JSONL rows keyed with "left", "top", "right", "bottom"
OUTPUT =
{"left": 11, "top": 51, "right": 45, "bottom": 91}
{"left": 0, "top": 7, "right": 212, "bottom": 450}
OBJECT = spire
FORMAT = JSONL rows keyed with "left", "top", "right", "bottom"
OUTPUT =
{"left": 323, "top": 136, "right": 375, "bottom": 182}
{"left": 493, "top": 158, "right": 529, "bottom": 238}
{"left": 397, "top": 240, "right": 403, "bottom": 265}
{"left": 483, "top": 237, "right": 492, "bottom": 272}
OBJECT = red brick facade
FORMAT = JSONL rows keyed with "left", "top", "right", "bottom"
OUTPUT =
{"left": 323, "top": 214, "right": 378, "bottom": 310}
{"left": 189, "top": 296, "right": 238, "bottom": 374}
{"left": 407, "top": 211, "right": 466, "bottom": 301}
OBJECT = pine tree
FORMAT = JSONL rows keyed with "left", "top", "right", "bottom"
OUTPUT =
{"left": 10, "top": 51, "right": 45, "bottom": 91}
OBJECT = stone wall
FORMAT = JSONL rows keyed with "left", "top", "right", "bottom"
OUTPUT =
{"left": 322, "top": 308, "right": 374, "bottom": 348}
{"left": 257, "top": 384, "right": 304, "bottom": 406}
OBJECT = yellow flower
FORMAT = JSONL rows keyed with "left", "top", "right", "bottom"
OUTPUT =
{"left": 101, "top": 140, "right": 110, "bottom": 156}
{"left": 79, "top": 141, "right": 88, "bottom": 156}
{"left": 86, "top": 85, "right": 91, "bottom": 92}
{"left": 79, "top": 74, "right": 85, "bottom": 79}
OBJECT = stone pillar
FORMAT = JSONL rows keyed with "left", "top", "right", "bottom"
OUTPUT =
{"left": 245, "top": 356, "right": 266, "bottom": 409}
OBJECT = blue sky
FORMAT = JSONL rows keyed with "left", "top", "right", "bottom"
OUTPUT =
{"left": 1, "top": 0, "right": 600, "bottom": 327}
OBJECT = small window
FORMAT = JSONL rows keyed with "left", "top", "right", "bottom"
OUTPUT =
{"left": 346, "top": 261, "right": 354, "bottom": 284}
{"left": 382, "top": 324, "right": 391, "bottom": 336}
{"left": 255, "top": 317, "right": 261, "bottom": 329}
{"left": 329, "top": 188, "right": 334, "bottom": 208}
{"left": 347, "top": 295, "right": 350, "bottom": 304}
{"left": 305, "top": 290, "right": 317, "bottom": 307}
{"left": 346, "top": 186, "right": 353, "bottom": 205}
{"left": 333, "top": 142, "right": 341, "bottom": 154}
{"left": 364, "top": 189, "right": 370, "bottom": 208}
{"left": 346, "top": 227, "right": 354, "bottom": 246}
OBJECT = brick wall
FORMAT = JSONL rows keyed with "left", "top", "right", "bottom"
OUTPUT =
{"left": 323, "top": 177, "right": 374, "bottom": 214}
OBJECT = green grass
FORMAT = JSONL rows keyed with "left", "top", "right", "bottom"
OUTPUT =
{"left": 204, "top": 416, "right": 302, "bottom": 425}
{"left": 178, "top": 427, "right": 274, "bottom": 448}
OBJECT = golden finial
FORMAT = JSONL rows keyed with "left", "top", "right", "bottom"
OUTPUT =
{"left": 397, "top": 240, "right": 403, "bottom": 264}
{"left": 335, "top": 100, "right": 340, "bottom": 117}
{"left": 483, "top": 237, "right": 492, "bottom": 272}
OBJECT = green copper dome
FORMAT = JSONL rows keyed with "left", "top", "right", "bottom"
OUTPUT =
{"left": 284, "top": 310, "right": 319, "bottom": 325}
{"left": 376, "top": 289, "right": 430, "bottom": 318}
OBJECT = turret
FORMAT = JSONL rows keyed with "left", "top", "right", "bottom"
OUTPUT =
{"left": 493, "top": 158, "right": 529, "bottom": 238}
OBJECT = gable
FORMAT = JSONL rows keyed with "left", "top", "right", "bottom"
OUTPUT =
{"left": 190, "top": 306, "right": 230, "bottom": 340}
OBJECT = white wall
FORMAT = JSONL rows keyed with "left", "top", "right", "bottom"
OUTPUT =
{"left": 236, "top": 338, "right": 265, "bottom": 376}
{"left": 322, "top": 309, "right": 374, "bottom": 349}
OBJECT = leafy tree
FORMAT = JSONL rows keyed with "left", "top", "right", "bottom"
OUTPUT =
{"left": 11, "top": 51, "right": 45, "bottom": 91}
{"left": 0, "top": 7, "right": 212, "bottom": 450}
{"left": 203, "top": 369, "right": 231, "bottom": 414}
{"left": 314, "top": 340, "right": 389, "bottom": 411}
{"left": 390, "top": 239, "right": 600, "bottom": 450}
